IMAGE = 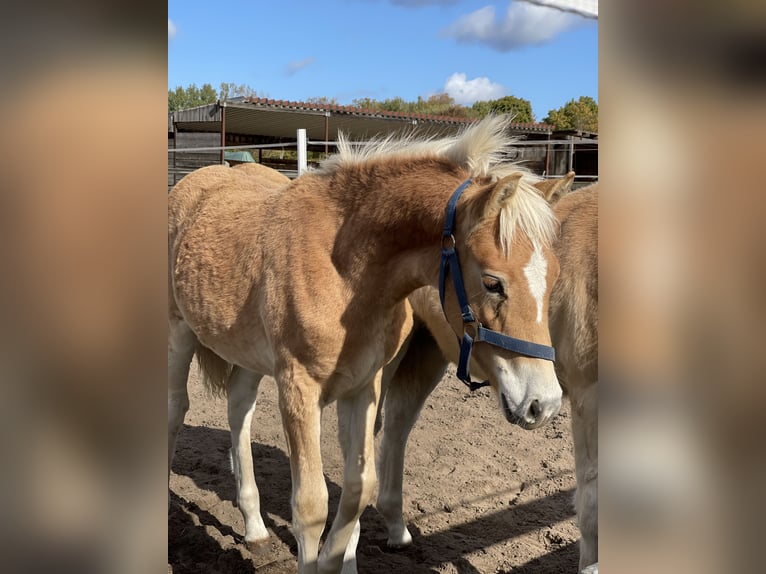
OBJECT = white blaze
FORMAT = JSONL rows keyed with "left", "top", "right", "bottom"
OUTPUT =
{"left": 523, "top": 244, "right": 548, "bottom": 323}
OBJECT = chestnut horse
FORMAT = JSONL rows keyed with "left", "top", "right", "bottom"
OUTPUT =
{"left": 376, "top": 178, "right": 598, "bottom": 570}
{"left": 168, "top": 116, "right": 563, "bottom": 574}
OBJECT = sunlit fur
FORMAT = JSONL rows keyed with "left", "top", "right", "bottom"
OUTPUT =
{"left": 319, "top": 115, "right": 557, "bottom": 255}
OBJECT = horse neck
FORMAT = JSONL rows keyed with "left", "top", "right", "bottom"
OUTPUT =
{"left": 328, "top": 159, "right": 467, "bottom": 299}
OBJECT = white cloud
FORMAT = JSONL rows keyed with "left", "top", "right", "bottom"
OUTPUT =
{"left": 443, "top": 72, "right": 508, "bottom": 105}
{"left": 522, "top": 0, "right": 598, "bottom": 20}
{"left": 287, "top": 57, "right": 316, "bottom": 76}
{"left": 443, "top": 1, "right": 585, "bottom": 51}
{"left": 168, "top": 19, "right": 177, "bottom": 40}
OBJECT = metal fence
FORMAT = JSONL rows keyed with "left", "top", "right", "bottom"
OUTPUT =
{"left": 168, "top": 129, "right": 598, "bottom": 191}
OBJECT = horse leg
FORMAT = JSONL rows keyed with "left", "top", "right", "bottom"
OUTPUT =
{"left": 226, "top": 366, "right": 268, "bottom": 550}
{"left": 340, "top": 519, "right": 361, "bottom": 574}
{"left": 374, "top": 328, "right": 414, "bottom": 436}
{"left": 279, "top": 379, "right": 327, "bottom": 574}
{"left": 377, "top": 326, "right": 448, "bottom": 548}
{"left": 571, "top": 382, "right": 598, "bottom": 570}
{"left": 318, "top": 376, "right": 381, "bottom": 574}
{"left": 168, "top": 319, "right": 196, "bottom": 481}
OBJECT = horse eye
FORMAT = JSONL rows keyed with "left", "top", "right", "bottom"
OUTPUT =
{"left": 482, "top": 276, "right": 505, "bottom": 295}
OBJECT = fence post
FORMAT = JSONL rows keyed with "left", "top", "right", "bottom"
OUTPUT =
{"left": 297, "top": 128, "right": 307, "bottom": 176}
{"left": 568, "top": 135, "right": 575, "bottom": 173}
{"left": 172, "top": 114, "right": 178, "bottom": 187}
{"left": 220, "top": 101, "right": 227, "bottom": 165}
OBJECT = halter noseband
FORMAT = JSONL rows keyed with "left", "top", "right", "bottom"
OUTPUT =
{"left": 438, "top": 178, "right": 556, "bottom": 392}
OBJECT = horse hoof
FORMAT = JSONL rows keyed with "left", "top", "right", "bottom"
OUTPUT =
{"left": 245, "top": 538, "right": 271, "bottom": 555}
{"left": 386, "top": 531, "right": 413, "bottom": 550}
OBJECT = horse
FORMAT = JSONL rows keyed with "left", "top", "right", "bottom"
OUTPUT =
{"left": 167, "top": 115, "right": 564, "bottom": 574}
{"left": 375, "top": 176, "right": 598, "bottom": 571}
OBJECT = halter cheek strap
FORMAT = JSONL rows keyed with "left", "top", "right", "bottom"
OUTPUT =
{"left": 438, "top": 178, "right": 555, "bottom": 392}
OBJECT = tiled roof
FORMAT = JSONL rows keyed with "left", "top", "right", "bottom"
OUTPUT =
{"left": 241, "top": 97, "right": 554, "bottom": 132}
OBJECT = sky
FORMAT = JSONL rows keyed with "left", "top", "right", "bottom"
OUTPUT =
{"left": 168, "top": 0, "right": 597, "bottom": 121}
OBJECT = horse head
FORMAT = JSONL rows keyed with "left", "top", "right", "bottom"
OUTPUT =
{"left": 439, "top": 170, "right": 562, "bottom": 429}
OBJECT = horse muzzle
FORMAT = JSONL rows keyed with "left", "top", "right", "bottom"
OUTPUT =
{"left": 499, "top": 380, "right": 562, "bottom": 430}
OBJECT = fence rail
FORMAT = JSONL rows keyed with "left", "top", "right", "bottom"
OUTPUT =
{"left": 168, "top": 129, "right": 597, "bottom": 191}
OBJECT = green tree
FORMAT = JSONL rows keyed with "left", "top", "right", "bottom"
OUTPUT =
{"left": 472, "top": 95, "right": 535, "bottom": 123}
{"left": 168, "top": 83, "right": 218, "bottom": 111}
{"left": 543, "top": 96, "right": 598, "bottom": 132}
{"left": 351, "top": 93, "right": 471, "bottom": 118}
{"left": 351, "top": 97, "right": 378, "bottom": 110}
{"left": 168, "top": 82, "right": 261, "bottom": 111}
{"left": 420, "top": 94, "right": 470, "bottom": 117}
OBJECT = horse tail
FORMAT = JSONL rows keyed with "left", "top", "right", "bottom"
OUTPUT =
{"left": 194, "top": 342, "right": 233, "bottom": 397}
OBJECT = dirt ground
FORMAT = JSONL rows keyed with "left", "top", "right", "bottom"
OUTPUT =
{"left": 169, "top": 364, "right": 579, "bottom": 573}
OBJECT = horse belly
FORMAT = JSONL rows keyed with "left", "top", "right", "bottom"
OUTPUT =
{"left": 175, "top": 290, "right": 276, "bottom": 374}
{"left": 172, "top": 247, "right": 275, "bottom": 374}
{"left": 199, "top": 324, "right": 276, "bottom": 376}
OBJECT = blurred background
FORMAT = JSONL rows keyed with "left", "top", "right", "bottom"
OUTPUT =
{"left": 600, "top": 1, "right": 766, "bottom": 572}
{"left": 0, "top": 1, "right": 764, "bottom": 572}
{"left": 0, "top": 3, "right": 167, "bottom": 573}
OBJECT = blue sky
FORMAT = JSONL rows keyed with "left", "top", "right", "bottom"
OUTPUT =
{"left": 168, "top": 0, "right": 597, "bottom": 121}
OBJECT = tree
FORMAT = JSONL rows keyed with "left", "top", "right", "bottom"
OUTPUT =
{"left": 350, "top": 97, "right": 378, "bottom": 110}
{"left": 543, "top": 96, "right": 598, "bottom": 132}
{"left": 168, "top": 83, "right": 218, "bottom": 111}
{"left": 350, "top": 93, "right": 471, "bottom": 118}
{"left": 305, "top": 96, "right": 339, "bottom": 106}
{"left": 168, "top": 82, "right": 261, "bottom": 111}
{"left": 419, "top": 94, "right": 470, "bottom": 118}
{"left": 472, "top": 95, "right": 535, "bottom": 123}
{"left": 218, "top": 82, "right": 259, "bottom": 101}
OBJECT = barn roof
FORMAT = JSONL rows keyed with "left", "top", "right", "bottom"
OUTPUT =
{"left": 170, "top": 97, "right": 554, "bottom": 143}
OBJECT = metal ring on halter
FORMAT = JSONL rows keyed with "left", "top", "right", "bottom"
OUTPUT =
{"left": 463, "top": 320, "right": 479, "bottom": 340}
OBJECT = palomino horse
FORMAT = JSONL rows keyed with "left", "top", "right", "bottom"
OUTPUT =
{"left": 376, "top": 178, "right": 598, "bottom": 571}
{"left": 168, "top": 116, "right": 563, "bottom": 574}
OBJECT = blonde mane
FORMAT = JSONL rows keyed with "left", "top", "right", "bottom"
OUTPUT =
{"left": 495, "top": 174, "right": 558, "bottom": 253}
{"left": 317, "top": 115, "right": 557, "bottom": 252}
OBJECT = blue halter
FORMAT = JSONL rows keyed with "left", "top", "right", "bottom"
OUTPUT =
{"left": 438, "top": 178, "right": 556, "bottom": 392}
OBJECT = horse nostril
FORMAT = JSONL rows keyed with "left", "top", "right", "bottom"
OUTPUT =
{"left": 528, "top": 399, "right": 541, "bottom": 420}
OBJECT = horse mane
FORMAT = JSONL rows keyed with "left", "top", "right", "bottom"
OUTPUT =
{"left": 317, "top": 115, "right": 557, "bottom": 252}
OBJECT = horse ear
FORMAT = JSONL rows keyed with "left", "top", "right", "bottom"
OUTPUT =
{"left": 486, "top": 173, "right": 524, "bottom": 217}
{"left": 534, "top": 171, "right": 576, "bottom": 203}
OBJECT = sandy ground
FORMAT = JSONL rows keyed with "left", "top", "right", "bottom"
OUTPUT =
{"left": 169, "top": 364, "right": 578, "bottom": 573}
